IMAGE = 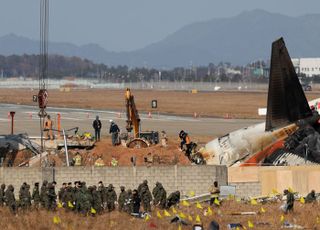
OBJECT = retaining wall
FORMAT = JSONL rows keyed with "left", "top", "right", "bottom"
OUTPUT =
{"left": 0, "top": 165, "right": 227, "bottom": 196}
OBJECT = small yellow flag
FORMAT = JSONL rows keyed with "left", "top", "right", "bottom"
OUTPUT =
{"left": 182, "top": 200, "right": 190, "bottom": 206}
{"left": 214, "top": 198, "right": 220, "bottom": 206}
{"left": 236, "top": 198, "right": 241, "bottom": 203}
{"left": 236, "top": 227, "right": 240, "bottom": 230}
{"left": 272, "top": 188, "right": 279, "bottom": 194}
{"left": 179, "top": 212, "right": 186, "bottom": 219}
{"left": 53, "top": 216, "right": 61, "bottom": 224}
{"left": 57, "top": 202, "right": 63, "bottom": 208}
{"left": 189, "top": 191, "right": 195, "bottom": 197}
{"left": 178, "top": 224, "right": 182, "bottom": 230}
{"left": 248, "top": 220, "right": 254, "bottom": 228}
{"left": 196, "top": 202, "right": 203, "bottom": 209}
{"left": 188, "top": 215, "right": 193, "bottom": 221}
{"left": 195, "top": 215, "right": 201, "bottom": 223}
{"left": 288, "top": 187, "right": 294, "bottom": 193}
{"left": 172, "top": 207, "right": 177, "bottom": 214}
{"left": 157, "top": 211, "right": 162, "bottom": 219}
{"left": 207, "top": 207, "right": 213, "bottom": 216}
{"left": 300, "top": 197, "right": 305, "bottom": 204}
{"left": 145, "top": 214, "right": 150, "bottom": 221}
{"left": 91, "top": 207, "right": 96, "bottom": 214}
{"left": 316, "top": 216, "right": 320, "bottom": 224}
{"left": 260, "top": 207, "right": 266, "bottom": 213}
{"left": 68, "top": 201, "right": 74, "bottom": 208}
{"left": 250, "top": 199, "right": 258, "bottom": 205}
{"left": 280, "top": 215, "right": 285, "bottom": 223}
{"left": 164, "top": 210, "right": 171, "bottom": 217}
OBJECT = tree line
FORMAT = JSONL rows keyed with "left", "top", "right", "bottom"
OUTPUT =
{"left": 0, "top": 54, "right": 272, "bottom": 83}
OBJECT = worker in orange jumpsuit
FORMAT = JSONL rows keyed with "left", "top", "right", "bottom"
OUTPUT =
{"left": 179, "top": 130, "right": 192, "bottom": 157}
{"left": 44, "top": 115, "right": 54, "bottom": 140}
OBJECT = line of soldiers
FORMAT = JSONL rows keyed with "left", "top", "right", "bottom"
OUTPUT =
{"left": 0, "top": 180, "right": 181, "bottom": 215}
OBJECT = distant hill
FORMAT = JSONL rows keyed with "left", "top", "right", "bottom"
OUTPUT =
{"left": 2, "top": 10, "right": 320, "bottom": 67}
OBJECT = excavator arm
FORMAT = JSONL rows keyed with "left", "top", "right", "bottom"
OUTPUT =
{"left": 125, "top": 88, "right": 140, "bottom": 138}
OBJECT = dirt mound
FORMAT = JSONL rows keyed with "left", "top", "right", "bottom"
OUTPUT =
{"left": 11, "top": 136, "right": 193, "bottom": 167}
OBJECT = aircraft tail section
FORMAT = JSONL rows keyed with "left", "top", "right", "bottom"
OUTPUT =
{"left": 265, "top": 37, "right": 312, "bottom": 131}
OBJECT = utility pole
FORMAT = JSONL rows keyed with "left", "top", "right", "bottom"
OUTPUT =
{"left": 38, "top": 0, "right": 49, "bottom": 161}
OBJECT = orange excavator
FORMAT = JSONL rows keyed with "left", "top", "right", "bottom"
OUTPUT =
{"left": 125, "top": 88, "right": 159, "bottom": 148}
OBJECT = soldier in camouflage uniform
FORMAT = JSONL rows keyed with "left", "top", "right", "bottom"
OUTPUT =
{"left": 118, "top": 186, "right": 127, "bottom": 212}
{"left": 0, "top": 184, "right": 5, "bottom": 206}
{"left": 91, "top": 185, "right": 102, "bottom": 214}
{"left": 155, "top": 183, "right": 167, "bottom": 209}
{"left": 152, "top": 182, "right": 160, "bottom": 205}
{"left": 124, "top": 189, "right": 132, "bottom": 213}
{"left": 47, "top": 182, "right": 57, "bottom": 210}
{"left": 32, "top": 182, "right": 40, "bottom": 208}
{"left": 106, "top": 184, "right": 117, "bottom": 212}
{"left": 5, "top": 185, "right": 16, "bottom": 214}
{"left": 58, "top": 183, "right": 67, "bottom": 205}
{"left": 98, "top": 181, "right": 107, "bottom": 210}
{"left": 40, "top": 180, "right": 48, "bottom": 208}
{"left": 140, "top": 185, "right": 152, "bottom": 212}
{"left": 137, "top": 180, "right": 148, "bottom": 196}
{"left": 78, "top": 182, "right": 91, "bottom": 215}
{"left": 19, "top": 182, "right": 31, "bottom": 210}
{"left": 167, "top": 191, "right": 180, "bottom": 208}
{"left": 64, "top": 182, "right": 74, "bottom": 211}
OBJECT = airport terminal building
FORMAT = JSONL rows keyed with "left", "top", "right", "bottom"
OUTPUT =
{"left": 292, "top": 58, "right": 320, "bottom": 77}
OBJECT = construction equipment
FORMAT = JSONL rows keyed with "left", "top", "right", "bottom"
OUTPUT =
{"left": 124, "top": 88, "right": 159, "bottom": 148}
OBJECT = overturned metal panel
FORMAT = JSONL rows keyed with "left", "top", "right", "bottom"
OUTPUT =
{"left": 266, "top": 37, "right": 312, "bottom": 131}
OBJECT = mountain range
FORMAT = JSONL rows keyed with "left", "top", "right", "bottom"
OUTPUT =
{"left": 1, "top": 9, "right": 320, "bottom": 67}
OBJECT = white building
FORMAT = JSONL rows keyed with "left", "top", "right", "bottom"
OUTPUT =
{"left": 292, "top": 58, "right": 320, "bottom": 77}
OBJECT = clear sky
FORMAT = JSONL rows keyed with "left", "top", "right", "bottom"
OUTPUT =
{"left": 1, "top": 0, "right": 320, "bottom": 51}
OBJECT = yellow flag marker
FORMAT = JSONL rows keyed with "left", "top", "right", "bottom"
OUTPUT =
{"left": 196, "top": 202, "right": 203, "bottom": 209}
{"left": 57, "top": 202, "right": 63, "bottom": 208}
{"left": 214, "top": 198, "right": 220, "bottom": 206}
{"left": 288, "top": 187, "right": 294, "bottom": 193}
{"left": 53, "top": 216, "right": 61, "bottom": 224}
{"left": 164, "top": 210, "right": 171, "bottom": 217}
{"left": 236, "top": 227, "right": 240, "bottom": 230}
{"left": 178, "top": 224, "right": 182, "bottom": 230}
{"left": 189, "top": 191, "right": 195, "bottom": 197}
{"left": 250, "top": 199, "right": 258, "bottom": 205}
{"left": 280, "top": 214, "right": 285, "bottom": 223}
{"left": 316, "top": 216, "right": 320, "bottom": 224}
{"left": 182, "top": 200, "right": 190, "bottom": 206}
{"left": 188, "top": 215, "right": 193, "bottom": 221}
{"left": 172, "top": 207, "right": 177, "bottom": 214}
{"left": 91, "top": 207, "right": 96, "bottom": 214}
{"left": 195, "top": 215, "right": 201, "bottom": 223}
{"left": 260, "top": 207, "right": 266, "bottom": 213}
{"left": 68, "top": 201, "right": 74, "bottom": 208}
{"left": 272, "top": 188, "right": 279, "bottom": 194}
{"left": 157, "top": 211, "right": 162, "bottom": 219}
{"left": 207, "top": 207, "right": 213, "bottom": 216}
{"left": 179, "top": 212, "right": 186, "bottom": 219}
{"left": 248, "top": 220, "right": 254, "bottom": 228}
{"left": 145, "top": 214, "right": 150, "bottom": 221}
{"left": 300, "top": 197, "right": 305, "bottom": 204}
{"left": 236, "top": 198, "right": 241, "bottom": 203}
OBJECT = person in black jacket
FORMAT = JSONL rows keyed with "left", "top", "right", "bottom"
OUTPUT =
{"left": 131, "top": 189, "right": 141, "bottom": 214}
{"left": 93, "top": 116, "right": 102, "bottom": 141}
{"left": 109, "top": 120, "right": 120, "bottom": 146}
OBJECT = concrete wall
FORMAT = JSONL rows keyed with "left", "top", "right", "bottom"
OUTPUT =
{"left": 0, "top": 165, "right": 227, "bottom": 196}
{"left": 228, "top": 166, "right": 320, "bottom": 197}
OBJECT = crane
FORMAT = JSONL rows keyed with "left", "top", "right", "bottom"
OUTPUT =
{"left": 125, "top": 88, "right": 159, "bottom": 148}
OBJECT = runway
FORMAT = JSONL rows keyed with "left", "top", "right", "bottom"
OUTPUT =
{"left": 0, "top": 104, "right": 262, "bottom": 138}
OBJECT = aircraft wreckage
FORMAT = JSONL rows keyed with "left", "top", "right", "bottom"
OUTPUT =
{"left": 198, "top": 37, "right": 320, "bottom": 167}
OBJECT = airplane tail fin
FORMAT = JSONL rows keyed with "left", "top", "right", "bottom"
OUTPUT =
{"left": 265, "top": 38, "right": 312, "bottom": 131}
